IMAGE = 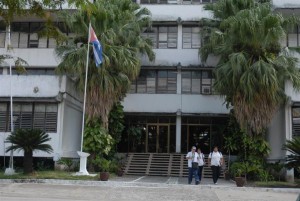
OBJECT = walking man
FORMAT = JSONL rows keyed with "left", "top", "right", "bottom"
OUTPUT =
{"left": 186, "top": 146, "right": 200, "bottom": 185}
{"left": 208, "top": 145, "right": 223, "bottom": 185}
{"left": 197, "top": 148, "right": 205, "bottom": 183}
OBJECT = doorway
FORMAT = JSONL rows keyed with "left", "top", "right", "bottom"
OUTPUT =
{"left": 147, "top": 124, "right": 169, "bottom": 153}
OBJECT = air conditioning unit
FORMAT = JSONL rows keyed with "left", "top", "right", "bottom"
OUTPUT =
{"left": 202, "top": 87, "right": 211, "bottom": 95}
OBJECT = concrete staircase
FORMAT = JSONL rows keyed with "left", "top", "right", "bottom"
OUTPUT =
{"left": 124, "top": 153, "right": 228, "bottom": 178}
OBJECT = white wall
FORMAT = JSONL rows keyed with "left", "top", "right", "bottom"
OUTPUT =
{"left": 143, "top": 5, "right": 212, "bottom": 21}
{"left": 122, "top": 94, "right": 228, "bottom": 114}
{"left": 0, "top": 75, "right": 63, "bottom": 98}
{"left": 0, "top": 48, "right": 59, "bottom": 67}
{"left": 273, "top": 0, "right": 300, "bottom": 8}
{"left": 0, "top": 132, "right": 60, "bottom": 157}
{"left": 60, "top": 99, "right": 82, "bottom": 158}
{"left": 267, "top": 107, "right": 286, "bottom": 161}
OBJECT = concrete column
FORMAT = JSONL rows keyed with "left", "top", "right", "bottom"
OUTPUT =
{"left": 175, "top": 57, "right": 182, "bottom": 153}
{"left": 176, "top": 111, "right": 181, "bottom": 153}
{"left": 177, "top": 65, "right": 181, "bottom": 94}
{"left": 177, "top": 23, "right": 183, "bottom": 50}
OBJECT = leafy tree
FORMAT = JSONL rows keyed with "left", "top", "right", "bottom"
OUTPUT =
{"left": 55, "top": 0, "right": 154, "bottom": 128}
{"left": 108, "top": 101, "right": 125, "bottom": 148}
{"left": 283, "top": 137, "right": 300, "bottom": 171}
{"left": 83, "top": 118, "right": 114, "bottom": 171}
{"left": 6, "top": 129, "right": 53, "bottom": 174}
{"left": 201, "top": 0, "right": 300, "bottom": 134}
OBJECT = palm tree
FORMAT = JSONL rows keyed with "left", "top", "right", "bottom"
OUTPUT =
{"left": 55, "top": 0, "right": 154, "bottom": 128}
{"left": 200, "top": 0, "right": 300, "bottom": 134}
{"left": 6, "top": 129, "right": 53, "bottom": 174}
{"left": 283, "top": 137, "right": 300, "bottom": 171}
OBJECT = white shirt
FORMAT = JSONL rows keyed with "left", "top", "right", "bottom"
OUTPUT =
{"left": 208, "top": 151, "right": 223, "bottom": 166}
{"left": 186, "top": 151, "right": 199, "bottom": 168}
{"left": 198, "top": 152, "right": 205, "bottom": 166}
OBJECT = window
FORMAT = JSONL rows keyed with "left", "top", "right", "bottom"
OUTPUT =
{"left": 140, "top": 0, "right": 168, "bottom": 3}
{"left": 182, "top": 26, "right": 201, "bottom": 49}
{"left": 10, "top": 22, "right": 73, "bottom": 48}
{"left": 292, "top": 107, "right": 300, "bottom": 137}
{"left": 287, "top": 25, "right": 300, "bottom": 47}
{"left": 12, "top": 68, "right": 55, "bottom": 75}
{"left": 181, "top": 70, "right": 214, "bottom": 94}
{"left": 131, "top": 69, "right": 177, "bottom": 94}
{"left": 143, "top": 26, "right": 178, "bottom": 49}
{"left": 0, "top": 102, "right": 58, "bottom": 132}
{"left": 0, "top": 21, "right": 6, "bottom": 48}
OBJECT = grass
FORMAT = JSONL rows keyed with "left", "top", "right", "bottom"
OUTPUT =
{"left": 254, "top": 181, "right": 299, "bottom": 188}
{"left": 0, "top": 170, "right": 101, "bottom": 181}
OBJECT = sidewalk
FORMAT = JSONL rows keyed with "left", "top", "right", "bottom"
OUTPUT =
{"left": 0, "top": 176, "right": 299, "bottom": 201}
{"left": 0, "top": 175, "right": 299, "bottom": 194}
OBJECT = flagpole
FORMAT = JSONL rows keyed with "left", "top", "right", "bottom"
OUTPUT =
{"left": 80, "top": 22, "right": 91, "bottom": 152}
{"left": 5, "top": 23, "right": 15, "bottom": 175}
{"left": 75, "top": 22, "right": 91, "bottom": 176}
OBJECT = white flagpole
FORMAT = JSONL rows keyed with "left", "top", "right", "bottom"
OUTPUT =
{"left": 80, "top": 22, "right": 91, "bottom": 152}
{"left": 75, "top": 22, "right": 91, "bottom": 176}
{"left": 5, "top": 23, "right": 15, "bottom": 175}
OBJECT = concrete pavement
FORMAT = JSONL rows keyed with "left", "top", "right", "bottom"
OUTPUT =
{"left": 0, "top": 176, "right": 299, "bottom": 201}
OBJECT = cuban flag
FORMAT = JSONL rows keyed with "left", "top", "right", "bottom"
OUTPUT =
{"left": 89, "top": 26, "right": 103, "bottom": 67}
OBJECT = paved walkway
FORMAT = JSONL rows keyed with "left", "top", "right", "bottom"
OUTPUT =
{"left": 0, "top": 176, "right": 299, "bottom": 201}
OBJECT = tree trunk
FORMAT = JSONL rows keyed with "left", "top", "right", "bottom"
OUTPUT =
{"left": 24, "top": 150, "right": 33, "bottom": 174}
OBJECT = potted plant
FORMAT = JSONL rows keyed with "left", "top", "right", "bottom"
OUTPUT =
{"left": 224, "top": 169, "right": 231, "bottom": 181}
{"left": 231, "top": 162, "right": 246, "bottom": 187}
{"left": 99, "top": 158, "right": 111, "bottom": 181}
{"left": 234, "top": 167, "right": 246, "bottom": 187}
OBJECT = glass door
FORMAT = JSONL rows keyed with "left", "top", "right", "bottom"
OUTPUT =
{"left": 188, "top": 125, "right": 210, "bottom": 154}
{"left": 158, "top": 125, "right": 169, "bottom": 153}
{"left": 147, "top": 125, "right": 157, "bottom": 152}
{"left": 147, "top": 124, "right": 169, "bottom": 153}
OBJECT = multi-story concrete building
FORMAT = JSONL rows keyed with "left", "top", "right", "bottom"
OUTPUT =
{"left": 0, "top": 0, "right": 299, "bottom": 179}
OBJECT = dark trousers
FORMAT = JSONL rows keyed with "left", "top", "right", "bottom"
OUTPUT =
{"left": 188, "top": 167, "right": 199, "bottom": 184}
{"left": 198, "top": 166, "right": 203, "bottom": 181}
{"left": 211, "top": 165, "right": 220, "bottom": 183}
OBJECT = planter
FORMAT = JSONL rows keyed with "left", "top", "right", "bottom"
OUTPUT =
{"left": 100, "top": 172, "right": 109, "bottom": 181}
{"left": 235, "top": 177, "right": 246, "bottom": 187}
{"left": 224, "top": 172, "right": 230, "bottom": 180}
{"left": 116, "top": 169, "right": 124, "bottom": 177}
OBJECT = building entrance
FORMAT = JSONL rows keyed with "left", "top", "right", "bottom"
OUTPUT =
{"left": 147, "top": 124, "right": 169, "bottom": 153}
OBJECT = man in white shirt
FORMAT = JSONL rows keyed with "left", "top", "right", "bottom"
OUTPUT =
{"left": 208, "top": 145, "right": 223, "bottom": 184}
{"left": 186, "top": 146, "right": 200, "bottom": 185}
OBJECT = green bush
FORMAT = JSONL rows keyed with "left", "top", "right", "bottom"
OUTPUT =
{"left": 57, "top": 158, "right": 73, "bottom": 172}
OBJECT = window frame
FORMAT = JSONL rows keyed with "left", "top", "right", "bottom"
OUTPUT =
{"left": 131, "top": 69, "right": 177, "bottom": 94}
{"left": 181, "top": 70, "right": 214, "bottom": 95}
{"left": 0, "top": 102, "right": 58, "bottom": 132}
{"left": 143, "top": 25, "right": 178, "bottom": 49}
{"left": 182, "top": 25, "right": 201, "bottom": 49}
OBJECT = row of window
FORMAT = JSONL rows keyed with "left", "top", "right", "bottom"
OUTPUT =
{"left": 0, "top": 22, "right": 74, "bottom": 48}
{"left": 0, "top": 102, "right": 58, "bottom": 132}
{"left": 0, "top": 22, "right": 201, "bottom": 49}
{"left": 142, "top": 26, "right": 201, "bottom": 49}
{"left": 1, "top": 22, "right": 300, "bottom": 49}
{"left": 137, "top": 0, "right": 218, "bottom": 4}
{"left": 130, "top": 69, "right": 214, "bottom": 94}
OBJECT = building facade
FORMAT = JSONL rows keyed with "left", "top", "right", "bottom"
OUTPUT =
{"left": 0, "top": 0, "right": 299, "bottom": 177}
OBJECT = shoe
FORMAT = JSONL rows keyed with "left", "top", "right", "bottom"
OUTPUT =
{"left": 195, "top": 181, "right": 199, "bottom": 185}
{"left": 214, "top": 183, "right": 217, "bottom": 185}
